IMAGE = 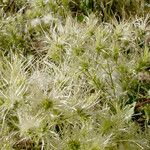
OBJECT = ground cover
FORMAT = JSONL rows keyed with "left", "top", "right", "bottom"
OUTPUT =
{"left": 0, "top": 0, "right": 150, "bottom": 149}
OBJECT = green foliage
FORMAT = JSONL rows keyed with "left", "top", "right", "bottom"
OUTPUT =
{"left": 68, "top": 139, "right": 81, "bottom": 150}
{"left": 0, "top": 1, "right": 150, "bottom": 150}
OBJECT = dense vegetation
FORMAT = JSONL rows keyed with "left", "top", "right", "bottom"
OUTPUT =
{"left": 0, "top": 0, "right": 150, "bottom": 149}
